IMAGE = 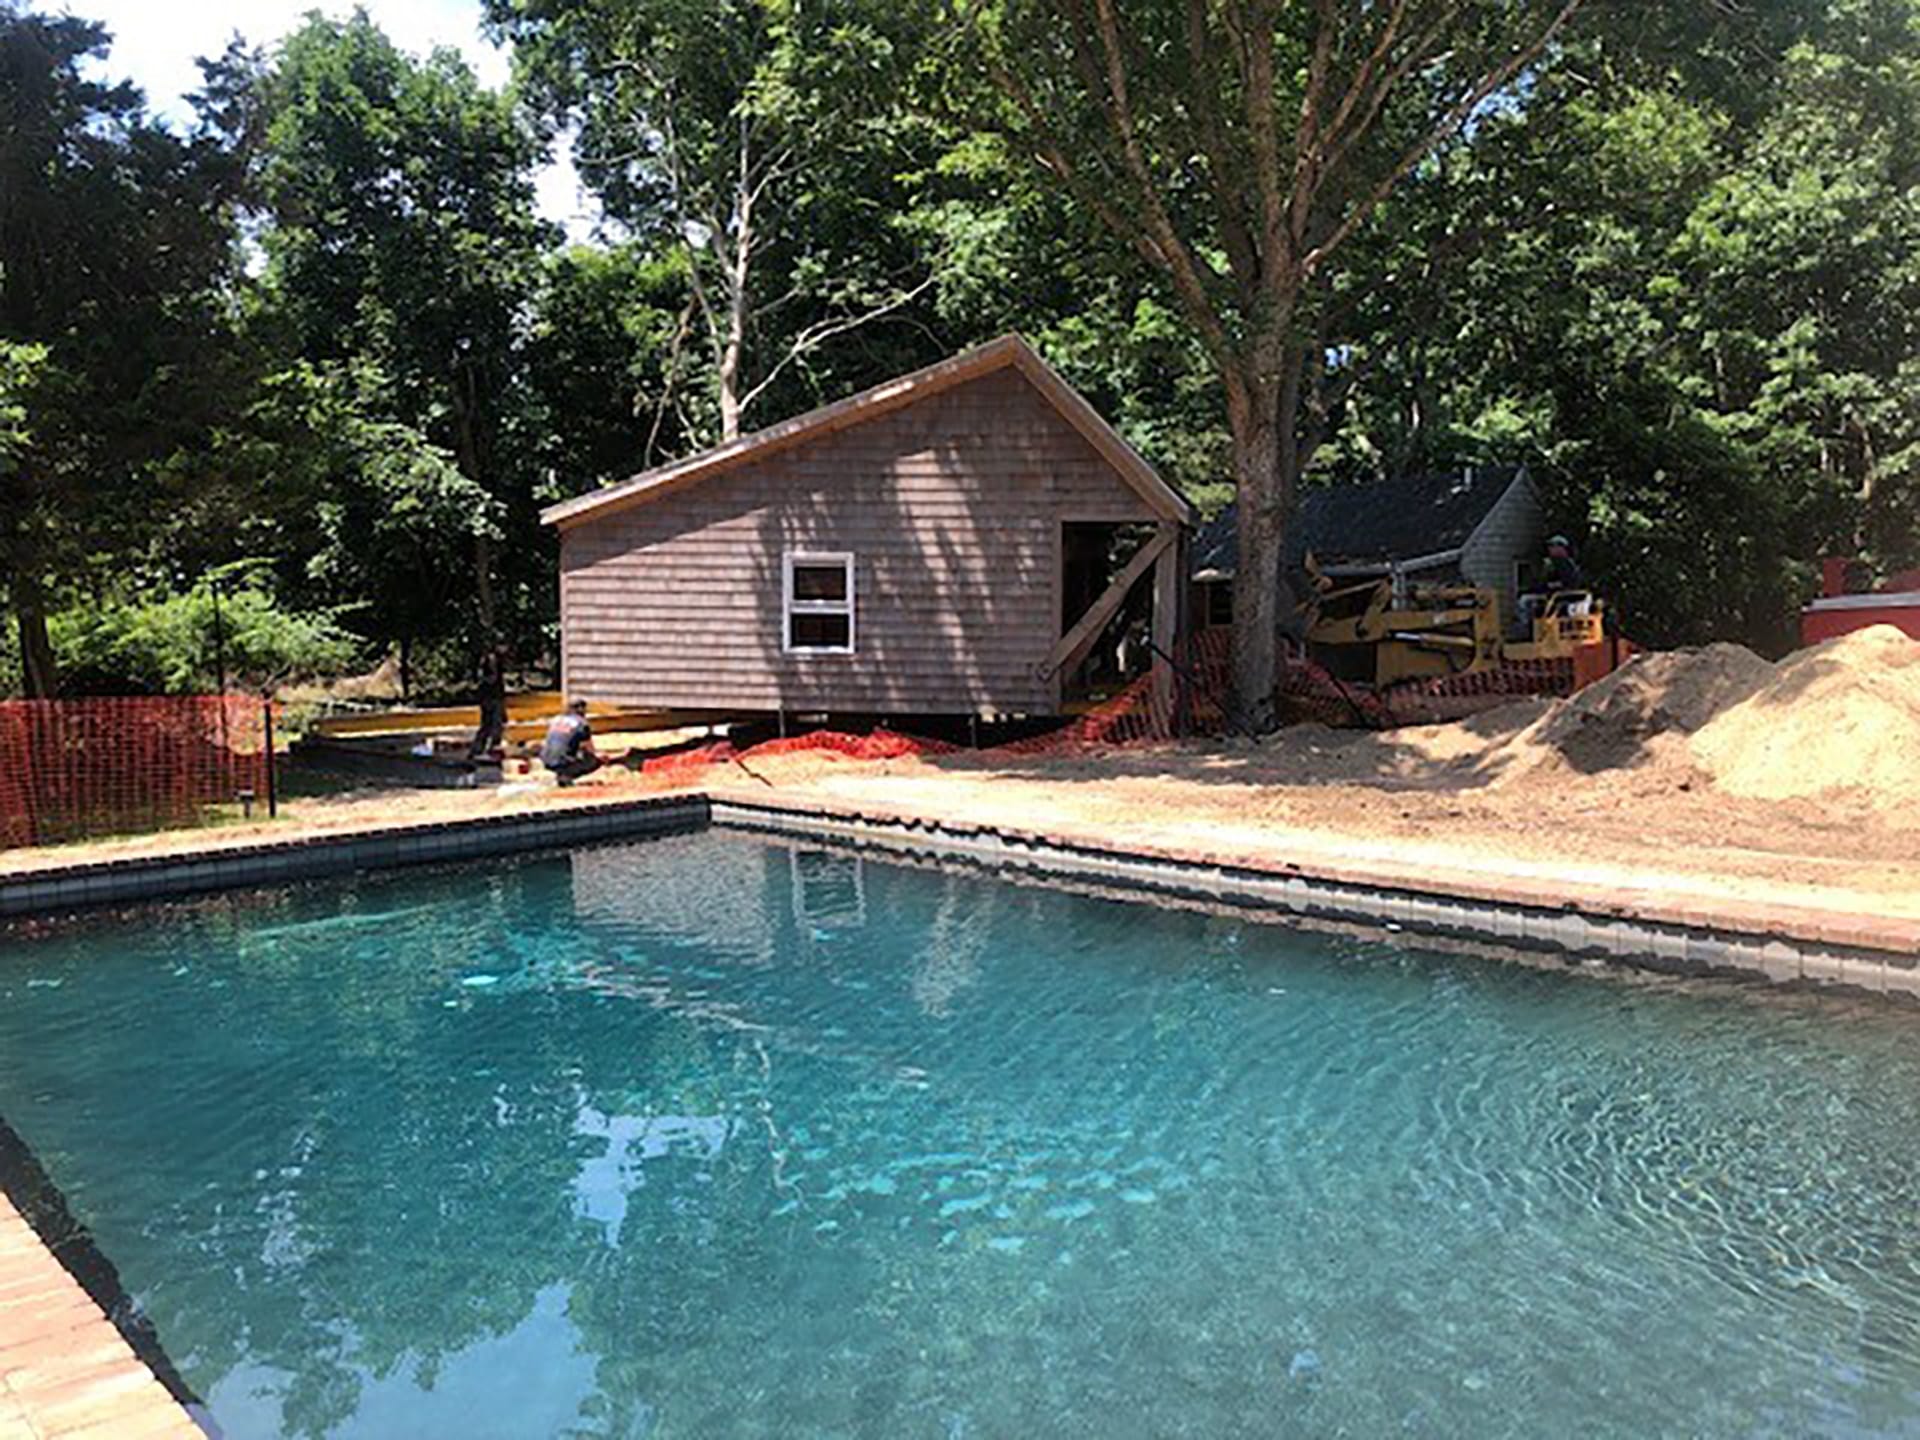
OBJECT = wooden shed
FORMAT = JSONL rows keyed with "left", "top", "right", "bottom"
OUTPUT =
{"left": 542, "top": 336, "right": 1193, "bottom": 720}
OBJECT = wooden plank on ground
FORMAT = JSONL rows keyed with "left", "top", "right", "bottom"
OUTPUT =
{"left": 314, "top": 701, "right": 723, "bottom": 740}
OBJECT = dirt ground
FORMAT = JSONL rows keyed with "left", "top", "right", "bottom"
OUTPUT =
{"left": 8, "top": 732, "right": 1910, "bottom": 927}
{"left": 716, "top": 739, "right": 1920, "bottom": 922}
{"left": 9, "top": 628, "right": 1916, "bottom": 926}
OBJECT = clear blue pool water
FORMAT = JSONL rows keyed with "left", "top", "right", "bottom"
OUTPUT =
{"left": 2, "top": 830, "right": 1919, "bottom": 1438}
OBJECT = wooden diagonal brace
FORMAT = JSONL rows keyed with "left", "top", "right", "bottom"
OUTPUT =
{"left": 1040, "top": 523, "right": 1178, "bottom": 682}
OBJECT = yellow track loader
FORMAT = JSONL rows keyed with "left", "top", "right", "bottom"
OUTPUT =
{"left": 1300, "top": 555, "right": 1604, "bottom": 688}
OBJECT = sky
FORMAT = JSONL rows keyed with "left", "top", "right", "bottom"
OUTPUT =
{"left": 65, "top": 0, "right": 600, "bottom": 238}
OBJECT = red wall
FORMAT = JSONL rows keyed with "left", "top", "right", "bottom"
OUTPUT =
{"left": 1802, "top": 601, "right": 1920, "bottom": 646}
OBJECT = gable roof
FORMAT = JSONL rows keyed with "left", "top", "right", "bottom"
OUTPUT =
{"left": 541, "top": 334, "right": 1192, "bottom": 530}
{"left": 1191, "top": 465, "right": 1531, "bottom": 578}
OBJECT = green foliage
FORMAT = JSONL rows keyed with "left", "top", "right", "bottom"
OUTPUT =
{"left": 237, "top": 11, "right": 556, "bottom": 670}
{"left": 0, "top": 2, "right": 243, "bottom": 692}
{"left": 0, "top": 339, "right": 43, "bottom": 477}
{"left": 50, "top": 572, "right": 360, "bottom": 695}
{"left": 4, "top": 0, "right": 1918, "bottom": 697}
{"left": 524, "top": 242, "right": 706, "bottom": 485}
{"left": 1314, "top": 0, "right": 1920, "bottom": 648}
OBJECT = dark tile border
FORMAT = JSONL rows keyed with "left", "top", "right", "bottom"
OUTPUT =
{"left": 709, "top": 796, "right": 1920, "bottom": 1003}
{"left": 0, "top": 794, "right": 709, "bottom": 921}
{"left": 5, "top": 786, "right": 1915, "bottom": 1002}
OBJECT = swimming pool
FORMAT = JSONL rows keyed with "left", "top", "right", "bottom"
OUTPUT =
{"left": 2, "top": 828, "right": 1917, "bottom": 1438}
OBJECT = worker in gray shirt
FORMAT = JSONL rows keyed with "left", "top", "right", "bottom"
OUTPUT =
{"left": 540, "top": 698, "right": 602, "bottom": 785}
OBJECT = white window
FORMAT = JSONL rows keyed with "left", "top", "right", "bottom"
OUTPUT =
{"left": 783, "top": 552, "right": 855, "bottom": 654}
{"left": 790, "top": 848, "right": 866, "bottom": 932}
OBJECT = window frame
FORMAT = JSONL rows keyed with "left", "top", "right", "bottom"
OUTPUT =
{"left": 790, "top": 847, "right": 867, "bottom": 932}
{"left": 782, "top": 550, "right": 856, "bottom": 656}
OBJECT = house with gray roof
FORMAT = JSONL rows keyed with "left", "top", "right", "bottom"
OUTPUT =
{"left": 1190, "top": 465, "right": 1547, "bottom": 629}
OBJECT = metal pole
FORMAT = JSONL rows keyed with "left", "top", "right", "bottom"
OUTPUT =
{"left": 210, "top": 578, "right": 228, "bottom": 697}
{"left": 209, "top": 578, "right": 231, "bottom": 761}
{"left": 263, "top": 699, "right": 278, "bottom": 819}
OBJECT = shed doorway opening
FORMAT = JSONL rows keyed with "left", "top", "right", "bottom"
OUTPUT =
{"left": 1058, "top": 521, "right": 1165, "bottom": 705}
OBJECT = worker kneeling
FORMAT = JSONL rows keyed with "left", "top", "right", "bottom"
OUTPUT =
{"left": 541, "top": 697, "right": 602, "bottom": 785}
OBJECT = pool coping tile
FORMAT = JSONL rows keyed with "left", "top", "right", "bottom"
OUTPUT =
{"left": 703, "top": 788, "right": 1920, "bottom": 992}
{"left": 0, "top": 793, "right": 710, "bottom": 922}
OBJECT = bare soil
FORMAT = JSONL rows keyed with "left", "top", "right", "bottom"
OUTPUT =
{"left": 723, "top": 741, "right": 1920, "bottom": 923}
{"left": 9, "top": 629, "right": 1916, "bottom": 926}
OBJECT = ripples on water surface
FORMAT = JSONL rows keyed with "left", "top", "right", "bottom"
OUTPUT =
{"left": 1, "top": 831, "right": 1918, "bottom": 1438}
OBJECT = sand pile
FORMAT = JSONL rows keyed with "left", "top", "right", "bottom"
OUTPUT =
{"left": 1690, "top": 625, "right": 1920, "bottom": 805}
{"left": 1492, "top": 642, "right": 1775, "bottom": 779}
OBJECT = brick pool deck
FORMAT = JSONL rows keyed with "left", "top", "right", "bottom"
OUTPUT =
{"left": 0, "top": 782, "right": 1915, "bottom": 1437}
{"left": 0, "top": 1194, "right": 199, "bottom": 1440}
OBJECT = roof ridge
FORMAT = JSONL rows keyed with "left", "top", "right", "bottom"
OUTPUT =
{"left": 540, "top": 334, "right": 1189, "bottom": 529}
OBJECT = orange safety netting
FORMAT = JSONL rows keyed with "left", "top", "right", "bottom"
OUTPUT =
{"left": 635, "top": 727, "right": 960, "bottom": 784}
{"left": 631, "top": 629, "right": 1238, "bottom": 787}
{"left": 1276, "top": 643, "right": 1631, "bottom": 729}
{"left": 626, "top": 622, "right": 1628, "bottom": 785}
{"left": 0, "top": 696, "right": 274, "bottom": 849}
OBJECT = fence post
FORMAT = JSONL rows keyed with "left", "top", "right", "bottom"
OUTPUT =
{"left": 263, "top": 699, "right": 278, "bottom": 819}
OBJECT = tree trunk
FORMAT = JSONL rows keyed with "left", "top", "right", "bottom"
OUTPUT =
{"left": 1223, "top": 335, "right": 1316, "bottom": 731}
{"left": 1236, "top": 414, "right": 1282, "bottom": 733}
{"left": 716, "top": 167, "right": 756, "bottom": 442}
{"left": 716, "top": 229, "right": 752, "bottom": 441}
{"left": 450, "top": 372, "right": 506, "bottom": 758}
{"left": 468, "top": 531, "right": 507, "bottom": 760}
{"left": 14, "top": 570, "right": 58, "bottom": 699}
{"left": 718, "top": 323, "right": 744, "bottom": 441}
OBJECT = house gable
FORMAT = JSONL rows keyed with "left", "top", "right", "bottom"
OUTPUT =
{"left": 543, "top": 334, "right": 1189, "bottom": 531}
{"left": 557, "top": 363, "right": 1166, "bottom": 715}
{"left": 1459, "top": 470, "right": 1546, "bottom": 623}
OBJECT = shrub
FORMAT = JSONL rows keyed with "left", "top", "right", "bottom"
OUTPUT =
{"left": 51, "top": 577, "right": 361, "bottom": 695}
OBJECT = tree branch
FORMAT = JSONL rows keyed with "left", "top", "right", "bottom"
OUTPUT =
{"left": 1301, "top": 0, "right": 1585, "bottom": 277}
{"left": 1238, "top": 0, "right": 1285, "bottom": 285}
{"left": 1085, "top": 0, "right": 1236, "bottom": 356}
{"left": 1313, "top": 0, "right": 1417, "bottom": 169}
{"left": 981, "top": 45, "right": 1233, "bottom": 364}
{"left": 736, "top": 274, "right": 938, "bottom": 415}
{"left": 1287, "top": 0, "right": 1341, "bottom": 252}
{"left": 1182, "top": 0, "right": 1259, "bottom": 302}
{"left": 643, "top": 298, "right": 696, "bottom": 469}
{"left": 1315, "top": 15, "right": 1458, "bottom": 191}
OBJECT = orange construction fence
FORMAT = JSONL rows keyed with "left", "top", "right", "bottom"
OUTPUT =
{"left": 630, "top": 629, "right": 1237, "bottom": 787}
{"left": 0, "top": 695, "right": 275, "bottom": 849}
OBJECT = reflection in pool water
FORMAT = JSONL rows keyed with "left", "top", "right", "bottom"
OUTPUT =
{"left": 2, "top": 830, "right": 1919, "bottom": 1438}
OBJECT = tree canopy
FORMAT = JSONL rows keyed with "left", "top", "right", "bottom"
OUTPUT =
{"left": 1, "top": 0, "right": 1914, "bottom": 701}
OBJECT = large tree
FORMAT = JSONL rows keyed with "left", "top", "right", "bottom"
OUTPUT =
{"left": 950, "top": 0, "right": 1586, "bottom": 721}
{"left": 0, "top": 4, "right": 241, "bottom": 695}
{"left": 246, "top": 12, "right": 552, "bottom": 711}
{"left": 493, "top": 0, "right": 942, "bottom": 443}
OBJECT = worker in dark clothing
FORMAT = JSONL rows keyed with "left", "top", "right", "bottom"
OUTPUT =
{"left": 1542, "top": 534, "right": 1586, "bottom": 591}
{"left": 540, "top": 698, "right": 601, "bottom": 785}
{"left": 1518, "top": 535, "right": 1590, "bottom": 633}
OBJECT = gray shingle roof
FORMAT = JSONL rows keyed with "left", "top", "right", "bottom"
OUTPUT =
{"left": 1191, "top": 465, "right": 1526, "bottom": 577}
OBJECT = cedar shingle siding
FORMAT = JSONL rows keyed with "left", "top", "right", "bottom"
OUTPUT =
{"left": 558, "top": 367, "right": 1163, "bottom": 716}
